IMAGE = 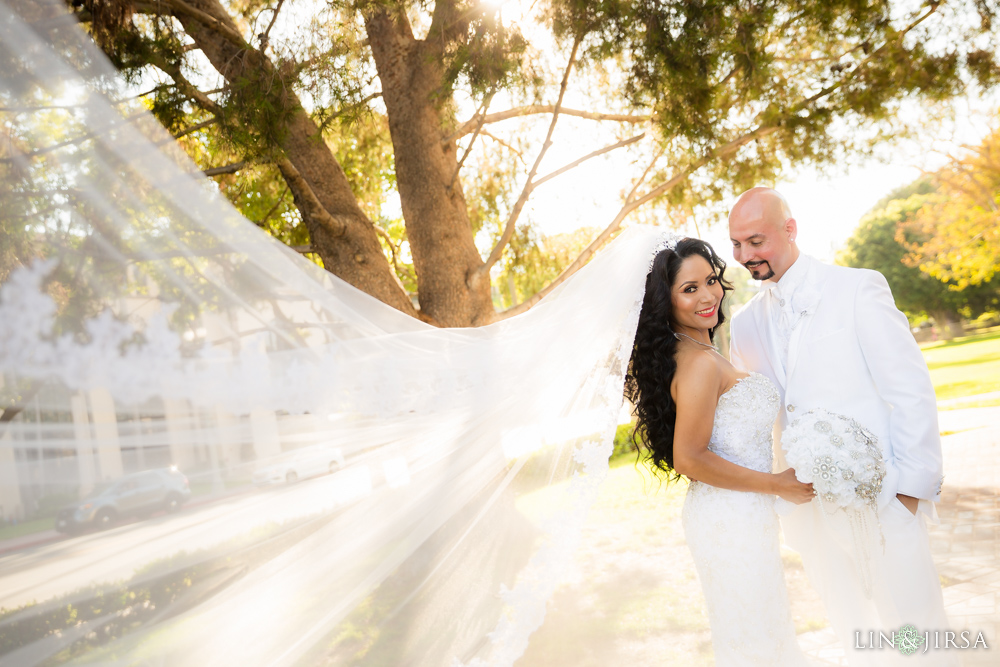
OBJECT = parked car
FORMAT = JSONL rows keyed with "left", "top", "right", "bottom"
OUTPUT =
{"left": 252, "top": 446, "right": 346, "bottom": 485}
{"left": 55, "top": 467, "right": 191, "bottom": 533}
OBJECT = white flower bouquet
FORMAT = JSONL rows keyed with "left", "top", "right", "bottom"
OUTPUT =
{"left": 781, "top": 408, "right": 886, "bottom": 511}
{"left": 781, "top": 408, "right": 886, "bottom": 597}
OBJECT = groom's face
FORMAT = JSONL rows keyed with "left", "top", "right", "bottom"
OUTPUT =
{"left": 728, "top": 212, "right": 797, "bottom": 282}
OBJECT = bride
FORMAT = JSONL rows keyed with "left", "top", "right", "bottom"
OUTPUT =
{"left": 626, "top": 237, "right": 815, "bottom": 666}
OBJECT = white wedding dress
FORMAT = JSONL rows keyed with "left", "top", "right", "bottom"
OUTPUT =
{"left": 682, "top": 372, "right": 809, "bottom": 666}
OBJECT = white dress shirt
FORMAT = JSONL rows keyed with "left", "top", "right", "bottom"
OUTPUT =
{"left": 760, "top": 254, "right": 814, "bottom": 373}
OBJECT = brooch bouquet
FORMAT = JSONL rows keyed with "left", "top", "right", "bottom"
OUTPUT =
{"left": 781, "top": 409, "right": 886, "bottom": 596}
{"left": 781, "top": 409, "right": 886, "bottom": 511}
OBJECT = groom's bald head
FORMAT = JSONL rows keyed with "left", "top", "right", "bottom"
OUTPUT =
{"left": 731, "top": 187, "right": 792, "bottom": 225}
{"left": 728, "top": 187, "right": 800, "bottom": 282}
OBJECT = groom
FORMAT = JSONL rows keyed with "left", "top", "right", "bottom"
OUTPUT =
{"left": 727, "top": 187, "right": 953, "bottom": 666}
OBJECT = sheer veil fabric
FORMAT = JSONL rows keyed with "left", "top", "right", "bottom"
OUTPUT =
{"left": 0, "top": 1, "right": 669, "bottom": 664}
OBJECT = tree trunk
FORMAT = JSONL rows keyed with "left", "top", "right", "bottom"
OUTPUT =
{"left": 174, "top": 0, "right": 416, "bottom": 318}
{"left": 929, "top": 310, "right": 962, "bottom": 341}
{"left": 364, "top": 9, "right": 495, "bottom": 327}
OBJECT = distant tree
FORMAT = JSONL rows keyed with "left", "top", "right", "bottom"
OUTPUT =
{"left": 36, "top": 0, "right": 1000, "bottom": 326}
{"left": 840, "top": 181, "right": 999, "bottom": 339}
{"left": 897, "top": 124, "right": 1000, "bottom": 289}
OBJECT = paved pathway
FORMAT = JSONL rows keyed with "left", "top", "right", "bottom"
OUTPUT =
{"left": 800, "top": 420, "right": 1000, "bottom": 666}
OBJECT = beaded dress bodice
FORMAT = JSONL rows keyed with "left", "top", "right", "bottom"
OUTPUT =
{"left": 707, "top": 371, "right": 781, "bottom": 473}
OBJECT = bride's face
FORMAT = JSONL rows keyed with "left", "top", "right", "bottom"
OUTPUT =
{"left": 670, "top": 254, "right": 724, "bottom": 334}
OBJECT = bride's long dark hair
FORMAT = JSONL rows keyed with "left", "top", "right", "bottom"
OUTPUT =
{"left": 624, "top": 237, "right": 733, "bottom": 479}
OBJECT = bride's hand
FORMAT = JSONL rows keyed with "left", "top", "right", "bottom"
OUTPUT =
{"left": 773, "top": 468, "right": 814, "bottom": 505}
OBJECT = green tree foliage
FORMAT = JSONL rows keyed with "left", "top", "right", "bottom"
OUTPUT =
{"left": 839, "top": 179, "right": 999, "bottom": 338}
{"left": 50, "top": 0, "right": 1000, "bottom": 325}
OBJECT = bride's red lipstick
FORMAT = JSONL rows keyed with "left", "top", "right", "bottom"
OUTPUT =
{"left": 696, "top": 305, "right": 718, "bottom": 318}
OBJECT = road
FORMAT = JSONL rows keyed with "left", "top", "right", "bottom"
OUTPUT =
{"left": 0, "top": 467, "right": 371, "bottom": 613}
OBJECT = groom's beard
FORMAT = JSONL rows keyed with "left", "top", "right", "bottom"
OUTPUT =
{"left": 744, "top": 260, "right": 775, "bottom": 281}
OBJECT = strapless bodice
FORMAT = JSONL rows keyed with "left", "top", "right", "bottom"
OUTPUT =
{"left": 707, "top": 371, "right": 781, "bottom": 473}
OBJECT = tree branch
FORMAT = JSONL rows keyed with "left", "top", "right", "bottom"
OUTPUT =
{"left": 479, "top": 36, "right": 582, "bottom": 277}
{"left": 147, "top": 54, "right": 225, "bottom": 116}
{"left": 274, "top": 157, "right": 346, "bottom": 237}
{"left": 625, "top": 147, "right": 667, "bottom": 203}
{"left": 449, "top": 90, "right": 495, "bottom": 190}
{"left": 258, "top": 0, "right": 286, "bottom": 51}
{"left": 497, "top": 125, "right": 780, "bottom": 320}
{"left": 170, "top": 118, "right": 217, "bottom": 141}
{"left": 446, "top": 106, "right": 650, "bottom": 143}
{"left": 479, "top": 129, "right": 524, "bottom": 161}
{"left": 373, "top": 224, "right": 404, "bottom": 276}
{"left": 203, "top": 161, "right": 249, "bottom": 176}
{"left": 0, "top": 85, "right": 166, "bottom": 113}
{"left": 165, "top": 0, "right": 247, "bottom": 49}
{"left": 255, "top": 185, "right": 289, "bottom": 228}
{"left": 532, "top": 133, "right": 646, "bottom": 189}
{"left": 316, "top": 91, "right": 382, "bottom": 134}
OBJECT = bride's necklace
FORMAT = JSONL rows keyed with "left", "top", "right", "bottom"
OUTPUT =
{"left": 673, "top": 330, "right": 719, "bottom": 351}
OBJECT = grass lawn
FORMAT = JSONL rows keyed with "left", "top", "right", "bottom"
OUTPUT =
{"left": 939, "top": 398, "right": 1000, "bottom": 411}
{"left": 0, "top": 517, "right": 53, "bottom": 543}
{"left": 921, "top": 330, "right": 1000, "bottom": 401}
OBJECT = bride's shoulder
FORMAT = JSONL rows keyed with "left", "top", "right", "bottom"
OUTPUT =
{"left": 673, "top": 350, "right": 724, "bottom": 396}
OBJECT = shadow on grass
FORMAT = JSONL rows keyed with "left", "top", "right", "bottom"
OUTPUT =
{"left": 925, "top": 352, "right": 1000, "bottom": 372}
{"left": 922, "top": 330, "right": 1000, "bottom": 352}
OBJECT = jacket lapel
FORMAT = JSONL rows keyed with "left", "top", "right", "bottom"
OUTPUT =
{"left": 754, "top": 291, "right": 787, "bottom": 389}
{"left": 785, "top": 313, "right": 811, "bottom": 382}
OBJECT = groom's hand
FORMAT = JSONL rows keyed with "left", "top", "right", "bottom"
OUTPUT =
{"left": 896, "top": 493, "right": 919, "bottom": 515}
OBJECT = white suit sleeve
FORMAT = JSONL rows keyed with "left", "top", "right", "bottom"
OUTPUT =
{"left": 855, "top": 270, "right": 943, "bottom": 502}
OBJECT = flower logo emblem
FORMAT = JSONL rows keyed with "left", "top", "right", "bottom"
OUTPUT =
{"left": 893, "top": 624, "right": 925, "bottom": 655}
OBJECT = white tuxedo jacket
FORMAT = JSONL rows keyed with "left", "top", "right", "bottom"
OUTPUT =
{"left": 729, "top": 256, "right": 944, "bottom": 509}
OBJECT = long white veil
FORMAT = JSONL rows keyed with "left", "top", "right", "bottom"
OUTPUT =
{"left": 0, "top": 0, "right": 667, "bottom": 664}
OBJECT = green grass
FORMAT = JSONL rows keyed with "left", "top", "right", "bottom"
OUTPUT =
{"left": 0, "top": 518, "right": 53, "bottom": 542}
{"left": 921, "top": 330, "right": 1000, "bottom": 401}
{"left": 939, "top": 398, "right": 1000, "bottom": 411}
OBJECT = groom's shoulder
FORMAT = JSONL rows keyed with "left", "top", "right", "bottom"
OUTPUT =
{"left": 813, "top": 259, "right": 884, "bottom": 292}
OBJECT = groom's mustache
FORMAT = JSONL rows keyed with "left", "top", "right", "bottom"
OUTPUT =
{"left": 744, "top": 260, "right": 775, "bottom": 279}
